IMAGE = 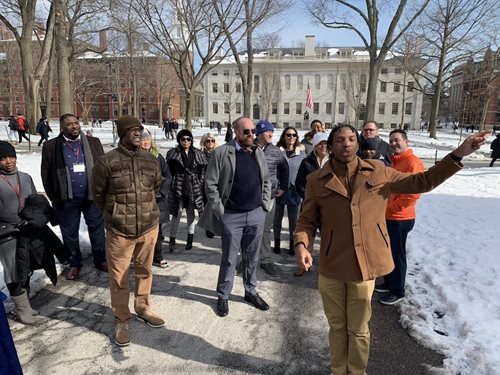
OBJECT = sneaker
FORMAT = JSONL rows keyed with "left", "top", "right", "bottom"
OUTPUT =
{"left": 153, "top": 259, "right": 169, "bottom": 268}
{"left": 374, "top": 283, "right": 389, "bottom": 293}
{"left": 115, "top": 321, "right": 130, "bottom": 346}
{"left": 380, "top": 294, "right": 405, "bottom": 305}
{"left": 260, "top": 262, "right": 278, "bottom": 277}
{"left": 136, "top": 310, "right": 165, "bottom": 328}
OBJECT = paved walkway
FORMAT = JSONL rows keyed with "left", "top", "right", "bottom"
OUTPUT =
{"left": 9, "top": 223, "right": 443, "bottom": 375}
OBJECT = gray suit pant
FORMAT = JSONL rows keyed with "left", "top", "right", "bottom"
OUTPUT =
{"left": 259, "top": 198, "right": 276, "bottom": 264}
{"left": 216, "top": 206, "right": 266, "bottom": 299}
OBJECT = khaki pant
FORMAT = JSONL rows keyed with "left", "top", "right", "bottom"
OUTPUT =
{"left": 106, "top": 226, "right": 159, "bottom": 322}
{"left": 318, "top": 275, "right": 375, "bottom": 375}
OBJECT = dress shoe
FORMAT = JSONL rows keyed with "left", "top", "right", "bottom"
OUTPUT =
{"left": 217, "top": 298, "right": 229, "bottom": 317}
{"left": 244, "top": 293, "right": 269, "bottom": 311}
{"left": 94, "top": 262, "right": 108, "bottom": 273}
{"left": 65, "top": 267, "right": 81, "bottom": 280}
{"left": 260, "top": 262, "right": 278, "bottom": 277}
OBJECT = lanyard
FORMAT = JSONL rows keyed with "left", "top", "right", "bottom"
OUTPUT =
{"left": 65, "top": 140, "right": 81, "bottom": 160}
{"left": 1, "top": 174, "right": 21, "bottom": 207}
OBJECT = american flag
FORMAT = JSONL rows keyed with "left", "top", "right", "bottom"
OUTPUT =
{"left": 306, "top": 83, "right": 313, "bottom": 109}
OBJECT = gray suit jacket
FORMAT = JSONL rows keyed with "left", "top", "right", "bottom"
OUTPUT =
{"left": 198, "top": 140, "right": 272, "bottom": 235}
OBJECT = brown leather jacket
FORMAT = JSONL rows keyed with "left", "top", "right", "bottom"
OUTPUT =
{"left": 91, "top": 144, "right": 162, "bottom": 237}
{"left": 295, "top": 154, "right": 461, "bottom": 282}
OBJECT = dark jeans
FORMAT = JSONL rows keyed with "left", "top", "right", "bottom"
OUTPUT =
{"left": 490, "top": 157, "right": 497, "bottom": 167}
{"left": 38, "top": 134, "right": 49, "bottom": 146}
{"left": 385, "top": 219, "right": 415, "bottom": 297}
{"left": 17, "top": 130, "right": 29, "bottom": 143}
{"left": 273, "top": 201, "right": 300, "bottom": 243}
{"left": 53, "top": 199, "right": 106, "bottom": 268}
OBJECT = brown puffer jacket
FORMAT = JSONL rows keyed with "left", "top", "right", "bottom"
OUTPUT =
{"left": 92, "top": 144, "right": 162, "bottom": 237}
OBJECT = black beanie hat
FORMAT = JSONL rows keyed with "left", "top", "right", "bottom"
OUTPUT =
{"left": 177, "top": 129, "right": 193, "bottom": 144}
{"left": 116, "top": 115, "right": 143, "bottom": 139}
{"left": 0, "top": 141, "right": 16, "bottom": 159}
{"left": 361, "top": 138, "right": 379, "bottom": 151}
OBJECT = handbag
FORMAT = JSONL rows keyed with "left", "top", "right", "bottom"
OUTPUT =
{"left": 0, "top": 223, "right": 19, "bottom": 242}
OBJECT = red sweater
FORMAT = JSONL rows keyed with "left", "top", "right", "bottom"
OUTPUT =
{"left": 386, "top": 149, "right": 424, "bottom": 220}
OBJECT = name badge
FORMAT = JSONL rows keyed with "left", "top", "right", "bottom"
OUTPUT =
{"left": 73, "top": 163, "right": 86, "bottom": 173}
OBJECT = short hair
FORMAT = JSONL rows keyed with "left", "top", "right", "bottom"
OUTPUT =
{"left": 60, "top": 113, "right": 77, "bottom": 125}
{"left": 389, "top": 128, "right": 408, "bottom": 140}
{"left": 363, "top": 120, "right": 378, "bottom": 129}
{"left": 232, "top": 117, "right": 245, "bottom": 129}
{"left": 328, "top": 124, "right": 361, "bottom": 145}
{"left": 310, "top": 119, "right": 324, "bottom": 128}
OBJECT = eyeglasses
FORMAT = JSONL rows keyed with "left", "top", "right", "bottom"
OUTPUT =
{"left": 242, "top": 129, "right": 256, "bottom": 135}
{"left": 181, "top": 137, "right": 192, "bottom": 142}
{"left": 363, "top": 128, "right": 377, "bottom": 132}
{"left": 205, "top": 139, "right": 215, "bottom": 143}
{"left": 128, "top": 127, "right": 144, "bottom": 134}
{"left": 285, "top": 133, "right": 297, "bottom": 138}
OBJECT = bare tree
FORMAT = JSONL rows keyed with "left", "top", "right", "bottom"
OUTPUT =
{"left": 0, "top": 1, "right": 56, "bottom": 127}
{"left": 212, "top": 0, "right": 292, "bottom": 117}
{"left": 306, "top": 0, "right": 430, "bottom": 122}
{"left": 478, "top": 47, "right": 499, "bottom": 131}
{"left": 342, "top": 68, "right": 368, "bottom": 127}
{"left": 0, "top": 40, "right": 20, "bottom": 115}
{"left": 258, "top": 62, "right": 281, "bottom": 120}
{"left": 407, "top": 0, "right": 496, "bottom": 138}
{"left": 73, "top": 58, "right": 107, "bottom": 124}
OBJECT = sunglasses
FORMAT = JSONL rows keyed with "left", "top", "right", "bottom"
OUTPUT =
{"left": 242, "top": 129, "right": 256, "bottom": 135}
{"left": 128, "top": 127, "right": 144, "bottom": 134}
{"left": 286, "top": 133, "right": 297, "bottom": 138}
{"left": 205, "top": 139, "right": 215, "bottom": 143}
{"left": 181, "top": 137, "right": 192, "bottom": 142}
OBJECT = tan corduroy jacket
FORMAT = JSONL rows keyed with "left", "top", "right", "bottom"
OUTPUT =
{"left": 295, "top": 154, "right": 462, "bottom": 282}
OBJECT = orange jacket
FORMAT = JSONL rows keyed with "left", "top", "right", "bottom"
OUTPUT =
{"left": 386, "top": 149, "right": 424, "bottom": 220}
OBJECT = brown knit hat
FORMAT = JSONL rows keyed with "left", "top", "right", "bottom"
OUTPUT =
{"left": 116, "top": 115, "right": 143, "bottom": 139}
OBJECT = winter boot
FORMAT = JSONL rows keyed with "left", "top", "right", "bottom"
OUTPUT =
{"left": 273, "top": 239, "right": 281, "bottom": 254}
{"left": 23, "top": 288, "right": 39, "bottom": 315}
{"left": 185, "top": 234, "right": 194, "bottom": 250}
{"left": 169, "top": 237, "right": 176, "bottom": 253}
{"left": 11, "top": 290, "right": 36, "bottom": 325}
{"left": 288, "top": 240, "right": 295, "bottom": 256}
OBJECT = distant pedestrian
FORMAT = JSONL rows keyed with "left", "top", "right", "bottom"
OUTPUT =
{"left": 98, "top": 119, "right": 102, "bottom": 128}
{"left": 36, "top": 117, "right": 52, "bottom": 146}
{"left": 301, "top": 119, "right": 325, "bottom": 155}
{"left": 171, "top": 119, "right": 179, "bottom": 138}
{"left": 15, "top": 113, "right": 30, "bottom": 143}
{"left": 216, "top": 121, "right": 222, "bottom": 135}
{"left": 7, "top": 116, "right": 18, "bottom": 143}
{"left": 92, "top": 115, "right": 165, "bottom": 347}
{"left": 489, "top": 133, "right": 500, "bottom": 167}
{"left": 224, "top": 123, "right": 233, "bottom": 143}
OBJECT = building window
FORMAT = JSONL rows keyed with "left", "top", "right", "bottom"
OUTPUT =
{"left": 141, "top": 96, "right": 146, "bottom": 102}
{"left": 338, "top": 102, "right": 345, "bottom": 115}
{"left": 379, "top": 102, "right": 385, "bottom": 115}
{"left": 295, "top": 122, "right": 302, "bottom": 128}
{"left": 212, "top": 83, "right": 218, "bottom": 93}
{"left": 395, "top": 68, "right": 402, "bottom": 74}
{"left": 314, "top": 74, "right": 321, "bottom": 90}
{"left": 326, "top": 102, "right": 332, "bottom": 115}
{"left": 212, "top": 71, "right": 218, "bottom": 76}
{"left": 236, "top": 83, "right": 241, "bottom": 93}
{"left": 224, "top": 83, "right": 229, "bottom": 93}
{"left": 313, "top": 102, "right": 319, "bottom": 114}
{"left": 407, "top": 81, "right": 414, "bottom": 92}
{"left": 223, "top": 70, "right": 229, "bottom": 76}
{"left": 272, "top": 103, "right": 277, "bottom": 114}
{"left": 254, "top": 75, "right": 260, "bottom": 93}
{"left": 285, "top": 75, "right": 290, "bottom": 90}
{"left": 213, "top": 102, "right": 218, "bottom": 114}
{"left": 297, "top": 75, "right": 303, "bottom": 90}
{"left": 284, "top": 102, "right": 290, "bottom": 115}
{"left": 253, "top": 104, "right": 260, "bottom": 119}
{"left": 224, "top": 102, "right": 230, "bottom": 114}
{"left": 394, "top": 83, "right": 400, "bottom": 93}
{"left": 236, "top": 102, "right": 241, "bottom": 114}
{"left": 392, "top": 103, "right": 399, "bottom": 115}
{"left": 381, "top": 68, "right": 388, "bottom": 74}
{"left": 360, "top": 74, "right": 367, "bottom": 92}
{"left": 327, "top": 74, "right": 334, "bottom": 90}
{"left": 358, "top": 104, "right": 366, "bottom": 121}
{"left": 296, "top": 102, "right": 302, "bottom": 115}
{"left": 405, "top": 102, "right": 412, "bottom": 115}
{"left": 380, "top": 81, "right": 387, "bottom": 92}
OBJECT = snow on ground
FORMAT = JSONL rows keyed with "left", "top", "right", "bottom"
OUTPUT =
{"left": 0, "top": 121, "right": 499, "bottom": 374}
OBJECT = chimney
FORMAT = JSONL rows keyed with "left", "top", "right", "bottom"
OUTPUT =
{"left": 304, "top": 35, "right": 315, "bottom": 57}
{"left": 99, "top": 30, "right": 107, "bottom": 51}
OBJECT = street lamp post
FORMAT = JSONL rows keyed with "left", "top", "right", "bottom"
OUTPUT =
{"left": 459, "top": 90, "right": 470, "bottom": 146}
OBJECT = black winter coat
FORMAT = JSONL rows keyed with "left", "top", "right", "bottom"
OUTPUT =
{"left": 166, "top": 146, "right": 207, "bottom": 216}
{"left": 16, "top": 194, "right": 68, "bottom": 286}
{"left": 295, "top": 152, "right": 330, "bottom": 199}
{"left": 491, "top": 136, "right": 500, "bottom": 158}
